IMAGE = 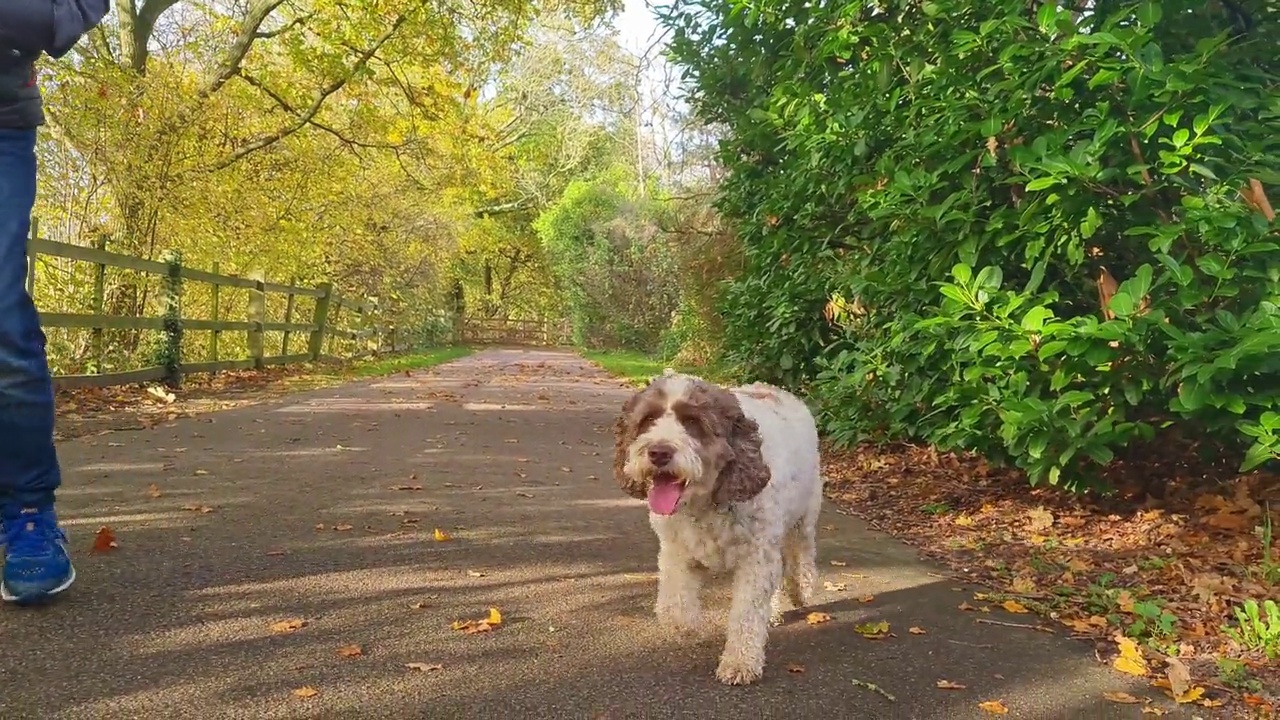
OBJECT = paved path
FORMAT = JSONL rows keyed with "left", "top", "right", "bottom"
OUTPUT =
{"left": 1, "top": 350, "right": 1199, "bottom": 719}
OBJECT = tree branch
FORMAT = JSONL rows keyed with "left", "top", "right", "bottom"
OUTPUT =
{"left": 255, "top": 12, "right": 313, "bottom": 38}
{"left": 237, "top": 71, "right": 408, "bottom": 153}
{"left": 201, "top": 0, "right": 290, "bottom": 97}
{"left": 207, "top": 16, "right": 407, "bottom": 171}
{"left": 473, "top": 197, "right": 536, "bottom": 217}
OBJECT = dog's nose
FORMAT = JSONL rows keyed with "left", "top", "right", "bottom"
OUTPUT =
{"left": 647, "top": 444, "right": 675, "bottom": 467}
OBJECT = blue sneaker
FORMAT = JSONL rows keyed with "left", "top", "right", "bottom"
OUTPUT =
{"left": 1, "top": 507, "right": 76, "bottom": 605}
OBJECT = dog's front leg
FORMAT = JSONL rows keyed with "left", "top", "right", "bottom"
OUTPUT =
{"left": 655, "top": 542, "right": 704, "bottom": 631}
{"left": 716, "top": 545, "right": 782, "bottom": 686}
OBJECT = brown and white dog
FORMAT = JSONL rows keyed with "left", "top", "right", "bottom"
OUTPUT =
{"left": 612, "top": 370, "right": 823, "bottom": 685}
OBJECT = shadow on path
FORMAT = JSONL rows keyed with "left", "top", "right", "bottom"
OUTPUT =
{"left": 0, "top": 349, "right": 1203, "bottom": 719}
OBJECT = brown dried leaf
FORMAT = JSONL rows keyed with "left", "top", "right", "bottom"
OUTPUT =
{"left": 936, "top": 680, "right": 966, "bottom": 690}
{"left": 292, "top": 686, "right": 319, "bottom": 698}
{"left": 406, "top": 662, "right": 443, "bottom": 672}
{"left": 978, "top": 699, "right": 1009, "bottom": 715}
{"left": 91, "top": 526, "right": 118, "bottom": 553}
{"left": 337, "top": 644, "right": 363, "bottom": 658}
{"left": 270, "top": 618, "right": 308, "bottom": 634}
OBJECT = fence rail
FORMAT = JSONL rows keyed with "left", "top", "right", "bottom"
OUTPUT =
{"left": 458, "top": 316, "right": 570, "bottom": 346}
{"left": 25, "top": 218, "right": 396, "bottom": 390}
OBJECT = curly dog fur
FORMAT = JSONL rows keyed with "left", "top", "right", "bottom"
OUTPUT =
{"left": 612, "top": 371, "right": 823, "bottom": 685}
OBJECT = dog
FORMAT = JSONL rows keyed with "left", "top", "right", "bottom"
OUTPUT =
{"left": 612, "top": 371, "right": 823, "bottom": 685}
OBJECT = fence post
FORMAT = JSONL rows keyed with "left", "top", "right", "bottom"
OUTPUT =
{"left": 308, "top": 282, "right": 333, "bottom": 361}
{"left": 327, "top": 290, "right": 343, "bottom": 358}
{"left": 160, "top": 249, "right": 183, "bottom": 386}
{"left": 25, "top": 216, "right": 37, "bottom": 298}
{"left": 247, "top": 269, "right": 265, "bottom": 370}
{"left": 91, "top": 232, "right": 107, "bottom": 373}
{"left": 210, "top": 261, "right": 221, "bottom": 362}
{"left": 282, "top": 278, "right": 297, "bottom": 356}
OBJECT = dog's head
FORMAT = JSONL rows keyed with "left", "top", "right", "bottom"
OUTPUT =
{"left": 612, "top": 373, "right": 769, "bottom": 515}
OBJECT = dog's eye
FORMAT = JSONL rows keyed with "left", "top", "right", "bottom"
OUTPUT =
{"left": 637, "top": 410, "right": 661, "bottom": 431}
{"left": 676, "top": 412, "right": 708, "bottom": 439}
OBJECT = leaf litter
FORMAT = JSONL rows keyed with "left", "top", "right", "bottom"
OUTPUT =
{"left": 821, "top": 441, "right": 1280, "bottom": 712}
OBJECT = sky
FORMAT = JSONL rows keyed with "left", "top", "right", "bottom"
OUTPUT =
{"left": 615, "top": 0, "right": 666, "bottom": 57}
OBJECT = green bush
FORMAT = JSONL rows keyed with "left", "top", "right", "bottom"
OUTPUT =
{"left": 663, "top": 0, "right": 1280, "bottom": 487}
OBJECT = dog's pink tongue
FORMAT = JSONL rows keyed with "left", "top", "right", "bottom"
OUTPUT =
{"left": 648, "top": 480, "right": 684, "bottom": 515}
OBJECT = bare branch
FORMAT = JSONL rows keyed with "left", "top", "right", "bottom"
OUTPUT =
{"left": 208, "top": 16, "right": 407, "bottom": 171}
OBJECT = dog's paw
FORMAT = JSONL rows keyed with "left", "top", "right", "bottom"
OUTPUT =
{"left": 715, "top": 657, "right": 764, "bottom": 686}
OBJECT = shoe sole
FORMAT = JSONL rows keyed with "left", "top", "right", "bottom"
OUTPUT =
{"left": 1, "top": 565, "right": 77, "bottom": 605}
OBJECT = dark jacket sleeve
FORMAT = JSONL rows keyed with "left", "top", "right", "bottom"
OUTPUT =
{"left": 0, "top": 0, "right": 110, "bottom": 59}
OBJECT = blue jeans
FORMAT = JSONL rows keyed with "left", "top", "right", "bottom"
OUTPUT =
{"left": 0, "top": 128, "right": 60, "bottom": 511}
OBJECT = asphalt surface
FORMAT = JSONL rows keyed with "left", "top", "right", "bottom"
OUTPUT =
{"left": 0, "top": 349, "right": 1204, "bottom": 719}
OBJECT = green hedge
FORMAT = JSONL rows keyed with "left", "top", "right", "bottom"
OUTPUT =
{"left": 663, "top": 0, "right": 1280, "bottom": 488}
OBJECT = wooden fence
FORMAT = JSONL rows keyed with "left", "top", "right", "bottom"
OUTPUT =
{"left": 25, "top": 218, "right": 395, "bottom": 390}
{"left": 458, "top": 317, "right": 570, "bottom": 346}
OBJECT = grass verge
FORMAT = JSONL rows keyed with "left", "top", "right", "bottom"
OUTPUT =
{"left": 580, "top": 349, "right": 736, "bottom": 387}
{"left": 54, "top": 346, "right": 474, "bottom": 441}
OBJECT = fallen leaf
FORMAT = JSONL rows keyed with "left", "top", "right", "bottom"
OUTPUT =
{"left": 1197, "top": 698, "right": 1225, "bottom": 708}
{"left": 1103, "top": 692, "right": 1142, "bottom": 704}
{"left": 805, "top": 612, "right": 833, "bottom": 625}
{"left": 1140, "top": 706, "right": 1168, "bottom": 715}
{"left": 1026, "top": 507, "right": 1054, "bottom": 531}
{"left": 193, "top": 469, "right": 209, "bottom": 476}
{"left": 854, "top": 620, "right": 890, "bottom": 639}
{"left": 958, "top": 602, "right": 978, "bottom": 611}
{"left": 858, "top": 594, "right": 875, "bottom": 603}
{"left": 936, "top": 680, "right": 966, "bottom": 690}
{"left": 1011, "top": 576, "right": 1037, "bottom": 594}
{"left": 334, "top": 524, "right": 354, "bottom": 532}
{"left": 1161, "top": 656, "right": 1202, "bottom": 703}
{"left": 1001, "top": 600, "right": 1030, "bottom": 614}
{"left": 433, "top": 528, "right": 451, "bottom": 541}
{"left": 909, "top": 626, "right": 927, "bottom": 635}
{"left": 1112, "top": 636, "right": 1149, "bottom": 677}
{"left": 953, "top": 515, "right": 975, "bottom": 527}
{"left": 91, "top": 526, "right": 118, "bottom": 553}
{"left": 292, "top": 687, "right": 319, "bottom": 698}
{"left": 147, "top": 484, "right": 162, "bottom": 498}
{"left": 786, "top": 663, "right": 806, "bottom": 673}
{"left": 466, "top": 570, "right": 486, "bottom": 577}
{"left": 978, "top": 699, "right": 1009, "bottom": 715}
{"left": 405, "top": 662, "right": 443, "bottom": 672}
{"left": 337, "top": 644, "right": 363, "bottom": 658}
{"left": 451, "top": 607, "right": 503, "bottom": 634}
{"left": 270, "top": 618, "right": 308, "bottom": 634}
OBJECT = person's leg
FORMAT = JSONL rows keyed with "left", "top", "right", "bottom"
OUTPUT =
{"left": 0, "top": 127, "right": 74, "bottom": 604}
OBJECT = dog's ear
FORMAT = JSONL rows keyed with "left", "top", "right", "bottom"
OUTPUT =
{"left": 706, "top": 388, "right": 770, "bottom": 505}
{"left": 613, "top": 388, "right": 651, "bottom": 500}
